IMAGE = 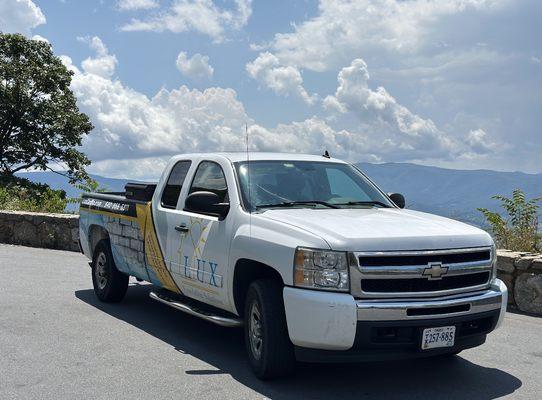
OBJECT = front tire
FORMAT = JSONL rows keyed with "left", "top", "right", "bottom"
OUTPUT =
{"left": 91, "top": 239, "right": 129, "bottom": 303}
{"left": 244, "top": 279, "right": 295, "bottom": 379}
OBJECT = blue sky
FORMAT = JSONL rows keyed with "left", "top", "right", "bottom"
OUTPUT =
{"left": 1, "top": 0, "right": 541, "bottom": 179}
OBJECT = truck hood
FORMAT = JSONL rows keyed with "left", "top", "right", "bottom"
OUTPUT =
{"left": 262, "top": 208, "right": 492, "bottom": 252}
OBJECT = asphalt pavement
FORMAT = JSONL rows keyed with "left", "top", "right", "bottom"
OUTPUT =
{"left": 1, "top": 244, "right": 540, "bottom": 399}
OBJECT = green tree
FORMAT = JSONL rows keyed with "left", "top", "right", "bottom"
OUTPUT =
{"left": 0, "top": 33, "right": 93, "bottom": 182}
{"left": 478, "top": 189, "right": 542, "bottom": 252}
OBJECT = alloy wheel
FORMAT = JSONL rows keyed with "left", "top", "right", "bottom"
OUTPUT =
{"left": 95, "top": 252, "right": 109, "bottom": 290}
{"left": 249, "top": 300, "right": 263, "bottom": 360}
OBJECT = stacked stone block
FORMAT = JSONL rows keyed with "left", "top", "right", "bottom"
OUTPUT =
{"left": 497, "top": 249, "right": 542, "bottom": 316}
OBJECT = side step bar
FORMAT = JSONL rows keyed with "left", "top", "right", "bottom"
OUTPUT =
{"left": 149, "top": 291, "right": 243, "bottom": 328}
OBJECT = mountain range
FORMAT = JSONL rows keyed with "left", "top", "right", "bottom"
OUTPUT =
{"left": 356, "top": 162, "right": 542, "bottom": 227}
{"left": 17, "top": 162, "right": 542, "bottom": 227}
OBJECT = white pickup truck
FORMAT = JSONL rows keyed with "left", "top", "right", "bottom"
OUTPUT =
{"left": 79, "top": 152, "right": 507, "bottom": 379}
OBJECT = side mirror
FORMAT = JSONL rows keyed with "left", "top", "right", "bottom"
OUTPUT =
{"left": 388, "top": 193, "right": 405, "bottom": 209}
{"left": 184, "top": 191, "right": 229, "bottom": 219}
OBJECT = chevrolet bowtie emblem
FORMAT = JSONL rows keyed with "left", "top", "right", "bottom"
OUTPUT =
{"left": 422, "top": 262, "right": 449, "bottom": 280}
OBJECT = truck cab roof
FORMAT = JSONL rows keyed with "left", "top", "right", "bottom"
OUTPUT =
{"left": 167, "top": 152, "right": 348, "bottom": 164}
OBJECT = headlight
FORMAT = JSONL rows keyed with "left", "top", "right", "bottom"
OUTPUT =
{"left": 294, "top": 247, "right": 349, "bottom": 291}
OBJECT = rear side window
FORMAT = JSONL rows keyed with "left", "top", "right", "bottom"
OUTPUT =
{"left": 161, "top": 161, "right": 192, "bottom": 208}
{"left": 189, "top": 161, "right": 228, "bottom": 202}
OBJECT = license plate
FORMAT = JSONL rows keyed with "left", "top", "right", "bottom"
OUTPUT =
{"left": 421, "top": 326, "right": 456, "bottom": 350}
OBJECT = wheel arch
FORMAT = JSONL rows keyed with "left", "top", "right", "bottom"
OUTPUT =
{"left": 88, "top": 224, "right": 110, "bottom": 258}
{"left": 232, "top": 258, "right": 284, "bottom": 316}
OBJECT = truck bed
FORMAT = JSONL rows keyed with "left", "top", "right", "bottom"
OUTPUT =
{"left": 79, "top": 187, "right": 181, "bottom": 293}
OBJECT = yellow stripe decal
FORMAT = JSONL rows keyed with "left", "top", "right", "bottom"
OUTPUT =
{"left": 136, "top": 203, "right": 181, "bottom": 294}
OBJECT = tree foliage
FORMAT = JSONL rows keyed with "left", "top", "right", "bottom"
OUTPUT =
{"left": 0, "top": 33, "right": 93, "bottom": 182}
{"left": 478, "top": 189, "right": 542, "bottom": 252}
{"left": 0, "top": 174, "right": 67, "bottom": 213}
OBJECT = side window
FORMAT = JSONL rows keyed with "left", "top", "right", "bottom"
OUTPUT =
{"left": 189, "top": 161, "right": 228, "bottom": 202}
{"left": 161, "top": 161, "right": 192, "bottom": 209}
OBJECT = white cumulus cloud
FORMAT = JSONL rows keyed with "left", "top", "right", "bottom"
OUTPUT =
{"left": 246, "top": 52, "right": 316, "bottom": 104}
{"left": 62, "top": 38, "right": 500, "bottom": 179}
{"left": 117, "top": 0, "right": 159, "bottom": 11}
{"left": 465, "top": 129, "right": 497, "bottom": 154}
{"left": 245, "top": 1, "right": 510, "bottom": 109}
{"left": 322, "top": 58, "right": 497, "bottom": 161}
{"left": 77, "top": 36, "right": 118, "bottom": 78}
{"left": 242, "top": 0, "right": 537, "bottom": 173}
{"left": 63, "top": 38, "right": 248, "bottom": 178}
{"left": 120, "top": 0, "right": 253, "bottom": 42}
{"left": 248, "top": 118, "right": 372, "bottom": 161}
{"left": 0, "top": 0, "right": 45, "bottom": 36}
{"left": 258, "top": 0, "right": 509, "bottom": 72}
{"left": 176, "top": 51, "right": 214, "bottom": 80}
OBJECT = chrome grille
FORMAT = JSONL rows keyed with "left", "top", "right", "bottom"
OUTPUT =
{"left": 350, "top": 247, "right": 494, "bottom": 299}
{"left": 358, "top": 250, "right": 490, "bottom": 267}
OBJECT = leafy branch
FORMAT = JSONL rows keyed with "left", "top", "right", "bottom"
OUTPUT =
{"left": 478, "top": 189, "right": 542, "bottom": 252}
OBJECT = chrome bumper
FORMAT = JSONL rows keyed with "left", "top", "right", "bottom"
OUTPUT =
{"left": 356, "top": 278, "right": 507, "bottom": 323}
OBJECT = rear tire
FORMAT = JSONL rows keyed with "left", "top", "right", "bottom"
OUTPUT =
{"left": 244, "top": 279, "right": 295, "bottom": 379}
{"left": 91, "top": 239, "right": 129, "bottom": 303}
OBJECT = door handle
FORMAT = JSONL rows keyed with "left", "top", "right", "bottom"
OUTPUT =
{"left": 175, "top": 224, "right": 189, "bottom": 233}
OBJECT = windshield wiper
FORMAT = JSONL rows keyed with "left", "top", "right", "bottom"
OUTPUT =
{"left": 255, "top": 200, "right": 340, "bottom": 210}
{"left": 334, "top": 200, "right": 391, "bottom": 208}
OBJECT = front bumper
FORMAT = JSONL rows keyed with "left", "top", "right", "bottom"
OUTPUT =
{"left": 283, "top": 278, "right": 507, "bottom": 361}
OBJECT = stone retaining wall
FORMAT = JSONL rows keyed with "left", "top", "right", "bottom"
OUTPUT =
{"left": 497, "top": 249, "right": 542, "bottom": 316}
{"left": 0, "top": 210, "right": 79, "bottom": 252}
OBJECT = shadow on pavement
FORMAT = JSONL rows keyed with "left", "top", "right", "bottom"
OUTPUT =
{"left": 75, "top": 284, "right": 522, "bottom": 400}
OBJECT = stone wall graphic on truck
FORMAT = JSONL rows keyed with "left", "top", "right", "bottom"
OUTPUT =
{"left": 80, "top": 195, "right": 180, "bottom": 292}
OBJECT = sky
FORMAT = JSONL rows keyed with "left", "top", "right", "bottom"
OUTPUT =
{"left": 0, "top": 0, "right": 541, "bottom": 179}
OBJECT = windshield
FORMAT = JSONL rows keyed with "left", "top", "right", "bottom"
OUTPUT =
{"left": 234, "top": 160, "right": 394, "bottom": 211}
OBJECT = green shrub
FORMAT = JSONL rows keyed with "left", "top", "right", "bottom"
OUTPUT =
{"left": 0, "top": 175, "right": 67, "bottom": 213}
{"left": 478, "top": 189, "right": 541, "bottom": 252}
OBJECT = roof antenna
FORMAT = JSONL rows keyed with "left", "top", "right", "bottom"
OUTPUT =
{"left": 323, "top": 150, "right": 330, "bottom": 158}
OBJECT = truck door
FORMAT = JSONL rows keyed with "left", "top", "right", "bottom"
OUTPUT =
{"left": 151, "top": 160, "right": 193, "bottom": 291}
{"left": 169, "top": 160, "right": 233, "bottom": 310}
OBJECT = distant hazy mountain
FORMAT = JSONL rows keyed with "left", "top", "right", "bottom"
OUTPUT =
{"left": 356, "top": 162, "right": 542, "bottom": 227}
{"left": 16, "top": 164, "right": 542, "bottom": 227}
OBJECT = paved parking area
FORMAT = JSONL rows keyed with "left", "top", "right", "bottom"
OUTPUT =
{"left": 1, "top": 244, "right": 540, "bottom": 399}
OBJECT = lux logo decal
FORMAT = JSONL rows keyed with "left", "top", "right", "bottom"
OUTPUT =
{"left": 183, "top": 256, "right": 221, "bottom": 287}
{"left": 177, "top": 217, "right": 223, "bottom": 288}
